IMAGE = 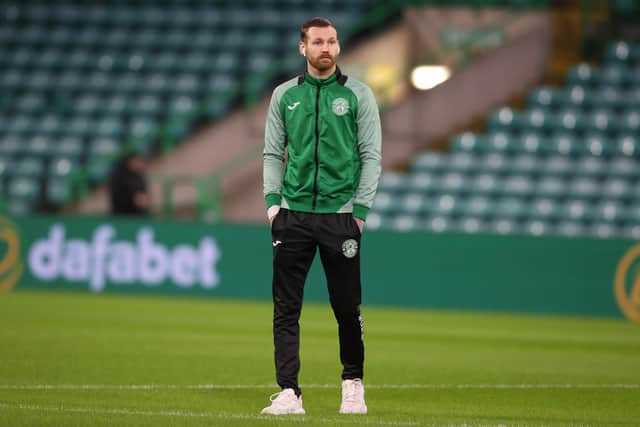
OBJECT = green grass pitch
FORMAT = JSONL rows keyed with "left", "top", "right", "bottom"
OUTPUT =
{"left": 1, "top": 290, "right": 639, "bottom": 426}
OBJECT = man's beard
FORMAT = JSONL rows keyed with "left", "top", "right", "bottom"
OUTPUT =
{"left": 309, "top": 54, "right": 336, "bottom": 71}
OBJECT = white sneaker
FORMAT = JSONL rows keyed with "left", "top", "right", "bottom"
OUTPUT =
{"left": 339, "top": 379, "right": 367, "bottom": 414}
{"left": 260, "top": 388, "right": 306, "bottom": 415}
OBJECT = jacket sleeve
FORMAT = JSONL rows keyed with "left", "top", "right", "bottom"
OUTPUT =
{"left": 263, "top": 89, "right": 286, "bottom": 209}
{"left": 353, "top": 84, "right": 382, "bottom": 220}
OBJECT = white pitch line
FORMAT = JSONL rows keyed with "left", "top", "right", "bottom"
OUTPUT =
{"left": 0, "top": 402, "right": 419, "bottom": 426}
{"left": 0, "top": 383, "right": 639, "bottom": 390}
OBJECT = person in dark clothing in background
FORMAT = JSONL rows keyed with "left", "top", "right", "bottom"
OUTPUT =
{"left": 109, "top": 152, "right": 150, "bottom": 216}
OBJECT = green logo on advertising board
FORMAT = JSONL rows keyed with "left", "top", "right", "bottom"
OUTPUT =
{"left": 27, "top": 224, "right": 221, "bottom": 292}
{"left": 615, "top": 244, "right": 640, "bottom": 323}
{"left": 0, "top": 216, "right": 23, "bottom": 293}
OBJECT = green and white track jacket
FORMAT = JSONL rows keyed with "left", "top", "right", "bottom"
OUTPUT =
{"left": 263, "top": 67, "right": 382, "bottom": 220}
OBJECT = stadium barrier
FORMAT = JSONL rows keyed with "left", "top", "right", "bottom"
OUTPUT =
{"left": 1, "top": 214, "right": 638, "bottom": 322}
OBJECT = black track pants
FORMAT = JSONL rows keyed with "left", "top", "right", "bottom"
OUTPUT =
{"left": 270, "top": 209, "right": 364, "bottom": 396}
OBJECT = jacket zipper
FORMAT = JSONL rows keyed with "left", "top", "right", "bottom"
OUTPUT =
{"left": 312, "top": 84, "right": 321, "bottom": 211}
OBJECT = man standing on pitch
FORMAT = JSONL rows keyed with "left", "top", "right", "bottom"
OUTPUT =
{"left": 261, "top": 17, "right": 382, "bottom": 415}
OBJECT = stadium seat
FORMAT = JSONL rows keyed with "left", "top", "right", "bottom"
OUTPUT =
{"left": 488, "top": 107, "right": 519, "bottom": 132}
{"left": 520, "top": 108, "right": 553, "bottom": 133}
{"left": 601, "top": 178, "right": 634, "bottom": 201}
{"left": 523, "top": 219, "right": 553, "bottom": 236}
{"left": 535, "top": 176, "right": 567, "bottom": 198}
{"left": 527, "top": 86, "right": 562, "bottom": 110}
{"left": 449, "top": 133, "right": 485, "bottom": 153}
{"left": 461, "top": 196, "right": 494, "bottom": 218}
{"left": 555, "top": 221, "right": 587, "bottom": 238}
{"left": 575, "top": 156, "right": 607, "bottom": 178}
{"left": 546, "top": 133, "right": 584, "bottom": 157}
{"left": 411, "top": 152, "right": 448, "bottom": 174}
{"left": 568, "top": 177, "right": 602, "bottom": 200}
{"left": 558, "top": 199, "right": 593, "bottom": 222}
{"left": 589, "top": 223, "right": 620, "bottom": 239}
{"left": 408, "top": 172, "right": 440, "bottom": 194}
{"left": 592, "top": 201, "right": 626, "bottom": 223}
{"left": 499, "top": 174, "right": 535, "bottom": 197}
{"left": 615, "top": 134, "right": 640, "bottom": 157}
{"left": 493, "top": 197, "right": 527, "bottom": 220}
{"left": 566, "top": 64, "right": 600, "bottom": 87}
{"left": 399, "top": 193, "right": 430, "bottom": 217}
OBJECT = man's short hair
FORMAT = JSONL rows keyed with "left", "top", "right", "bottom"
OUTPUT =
{"left": 300, "top": 17, "right": 335, "bottom": 42}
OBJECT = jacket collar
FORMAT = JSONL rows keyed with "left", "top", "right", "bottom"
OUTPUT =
{"left": 298, "top": 66, "right": 347, "bottom": 86}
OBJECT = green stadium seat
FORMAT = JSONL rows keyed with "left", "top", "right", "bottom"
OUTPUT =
{"left": 399, "top": 193, "right": 430, "bottom": 216}
{"left": 614, "top": 135, "right": 640, "bottom": 157}
{"left": 547, "top": 133, "right": 584, "bottom": 156}
{"left": 540, "top": 155, "right": 573, "bottom": 178}
{"left": 604, "top": 41, "right": 632, "bottom": 65}
{"left": 468, "top": 173, "right": 499, "bottom": 196}
{"left": 423, "top": 215, "right": 454, "bottom": 233}
{"left": 523, "top": 219, "right": 553, "bottom": 237}
{"left": 507, "top": 154, "right": 540, "bottom": 175}
{"left": 49, "top": 157, "right": 79, "bottom": 179}
{"left": 514, "top": 132, "right": 544, "bottom": 155}
{"left": 0, "top": 136, "right": 23, "bottom": 157}
{"left": 25, "top": 136, "right": 55, "bottom": 158}
{"left": 494, "top": 197, "right": 526, "bottom": 219}
{"left": 600, "top": 66, "right": 629, "bottom": 87}
{"left": 535, "top": 176, "right": 567, "bottom": 198}
{"left": 592, "top": 201, "right": 626, "bottom": 223}
{"left": 601, "top": 178, "right": 634, "bottom": 201}
{"left": 585, "top": 111, "right": 619, "bottom": 135}
{"left": 529, "top": 197, "right": 559, "bottom": 220}
{"left": 485, "top": 132, "right": 517, "bottom": 153}
{"left": 584, "top": 133, "right": 614, "bottom": 157}
{"left": 388, "top": 214, "right": 421, "bottom": 233}
{"left": 520, "top": 108, "right": 552, "bottom": 133}
{"left": 561, "top": 85, "right": 594, "bottom": 110}
{"left": 624, "top": 204, "right": 640, "bottom": 224}
{"left": 555, "top": 221, "right": 586, "bottom": 238}
{"left": 372, "top": 192, "right": 399, "bottom": 217}
{"left": 499, "top": 175, "right": 534, "bottom": 197}
{"left": 552, "top": 110, "right": 586, "bottom": 134}
{"left": 8, "top": 176, "right": 39, "bottom": 201}
{"left": 408, "top": 172, "right": 440, "bottom": 194}
{"left": 575, "top": 156, "right": 607, "bottom": 178}
{"left": 411, "top": 153, "right": 448, "bottom": 174}
{"left": 558, "top": 199, "right": 593, "bottom": 222}
{"left": 528, "top": 86, "right": 562, "bottom": 110}
{"left": 619, "top": 111, "right": 640, "bottom": 134}
{"left": 490, "top": 218, "right": 521, "bottom": 235}
{"left": 446, "top": 153, "right": 475, "bottom": 173}
{"left": 449, "top": 132, "right": 485, "bottom": 153}
{"left": 430, "top": 194, "right": 462, "bottom": 216}
{"left": 609, "top": 156, "right": 639, "bottom": 179}
{"left": 461, "top": 196, "right": 494, "bottom": 218}
{"left": 622, "top": 224, "right": 640, "bottom": 240}
{"left": 87, "top": 157, "right": 115, "bottom": 183}
{"left": 589, "top": 223, "right": 620, "bottom": 239}
{"left": 0, "top": 156, "right": 15, "bottom": 181}
{"left": 456, "top": 217, "right": 489, "bottom": 234}
{"left": 378, "top": 173, "right": 410, "bottom": 194}
{"left": 478, "top": 154, "right": 508, "bottom": 175}
{"left": 14, "top": 157, "right": 45, "bottom": 177}
{"left": 439, "top": 172, "right": 467, "bottom": 194}
{"left": 56, "top": 137, "right": 84, "bottom": 158}
{"left": 488, "top": 107, "right": 519, "bottom": 132}
{"left": 46, "top": 177, "right": 72, "bottom": 207}
{"left": 595, "top": 86, "right": 624, "bottom": 110}
{"left": 566, "top": 64, "right": 600, "bottom": 87}
{"left": 14, "top": 93, "right": 46, "bottom": 114}
{"left": 568, "top": 177, "right": 601, "bottom": 200}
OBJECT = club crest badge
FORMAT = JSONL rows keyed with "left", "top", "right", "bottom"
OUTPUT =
{"left": 332, "top": 98, "right": 349, "bottom": 116}
{"left": 342, "top": 239, "right": 358, "bottom": 258}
